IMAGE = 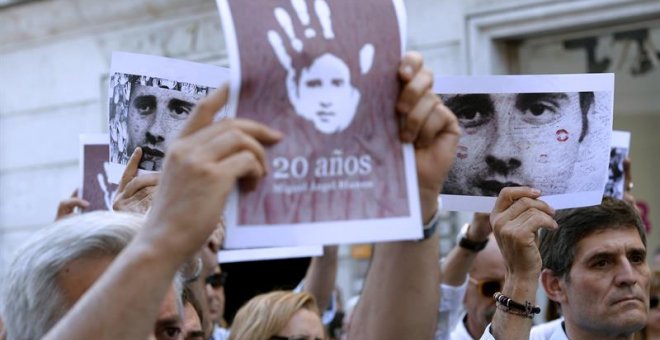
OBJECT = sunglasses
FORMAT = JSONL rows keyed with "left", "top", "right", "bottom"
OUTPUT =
{"left": 205, "top": 271, "right": 228, "bottom": 288}
{"left": 651, "top": 296, "right": 659, "bottom": 309}
{"left": 469, "top": 277, "right": 503, "bottom": 298}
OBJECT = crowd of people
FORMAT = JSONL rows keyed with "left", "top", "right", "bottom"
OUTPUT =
{"left": 0, "top": 50, "right": 657, "bottom": 340}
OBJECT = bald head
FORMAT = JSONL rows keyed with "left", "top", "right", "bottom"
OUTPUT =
{"left": 463, "top": 235, "right": 506, "bottom": 338}
{"left": 470, "top": 234, "right": 505, "bottom": 278}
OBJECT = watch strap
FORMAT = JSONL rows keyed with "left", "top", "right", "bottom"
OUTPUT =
{"left": 421, "top": 210, "right": 441, "bottom": 240}
{"left": 458, "top": 233, "right": 489, "bottom": 252}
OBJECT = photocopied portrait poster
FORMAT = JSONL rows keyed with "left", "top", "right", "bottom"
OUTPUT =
{"left": 106, "top": 51, "right": 230, "bottom": 183}
{"left": 79, "top": 134, "right": 117, "bottom": 212}
{"left": 217, "top": 0, "right": 422, "bottom": 248}
{"left": 434, "top": 74, "right": 614, "bottom": 212}
{"left": 604, "top": 130, "right": 631, "bottom": 200}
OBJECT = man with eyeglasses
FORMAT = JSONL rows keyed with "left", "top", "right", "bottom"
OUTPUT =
{"left": 206, "top": 266, "right": 229, "bottom": 340}
{"left": 436, "top": 213, "right": 506, "bottom": 340}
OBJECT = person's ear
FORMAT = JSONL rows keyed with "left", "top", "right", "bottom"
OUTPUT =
{"left": 541, "top": 268, "right": 567, "bottom": 304}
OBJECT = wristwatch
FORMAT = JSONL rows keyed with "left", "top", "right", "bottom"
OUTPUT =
{"left": 457, "top": 223, "right": 489, "bottom": 252}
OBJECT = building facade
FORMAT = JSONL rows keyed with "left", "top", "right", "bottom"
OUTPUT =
{"left": 1, "top": 0, "right": 659, "bottom": 300}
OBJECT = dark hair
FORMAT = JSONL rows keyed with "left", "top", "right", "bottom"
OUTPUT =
{"left": 539, "top": 197, "right": 646, "bottom": 280}
{"left": 578, "top": 92, "right": 594, "bottom": 142}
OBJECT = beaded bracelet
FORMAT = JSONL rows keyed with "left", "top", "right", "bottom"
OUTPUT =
{"left": 496, "top": 301, "right": 534, "bottom": 319}
{"left": 493, "top": 292, "right": 541, "bottom": 319}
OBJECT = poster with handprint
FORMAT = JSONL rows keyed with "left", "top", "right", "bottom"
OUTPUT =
{"left": 80, "top": 134, "right": 118, "bottom": 212}
{"left": 218, "top": 0, "right": 421, "bottom": 248}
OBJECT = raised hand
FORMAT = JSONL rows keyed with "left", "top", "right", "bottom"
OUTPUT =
{"left": 396, "top": 52, "right": 461, "bottom": 221}
{"left": 112, "top": 147, "right": 159, "bottom": 214}
{"left": 54, "top": 189, "right": 90, "bottom": 221}
{"left": 142, "top": 85, "right": 283, "bottom": 262}
{"left": 490, "top": 187, "right": 558, "bottom": 276}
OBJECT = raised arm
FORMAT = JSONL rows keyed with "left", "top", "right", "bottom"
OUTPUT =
{"left": 348, "top": 52, "right": 460, "bottom": 340}
{"left": 484, "top": 187, "right": 557, "bottom": 340}
{"left": 54, "top": 189, "right": 89, "bottom": 220}
{"left": 303, "top": 245, "right": 339, "bottom": 314}
{"left": 43, "top": 86, "right": 282, "bottom": 340}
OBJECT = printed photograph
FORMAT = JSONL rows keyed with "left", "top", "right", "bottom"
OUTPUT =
{"left": 434, "top": 74, "right": 614, "bottom": 212}
{"left": 109, "top": 73, "right": 212, "bottom": 171}
{"left": 80, "top": 136, "right": 118, "bottom": 212}
{"left": 604, "top": 146, "right": 628, "bottom": 199}
{"left": 603, "top": 130, "right": 631, "bottom": 200}
{"left": 106, "top": 52, "right": 229, "bottom": 182}
{"left": 222, "top": 0, "right": 412, "bottom": 226}
{"left": 440, "top": 91, "right": 602, "bottom": 196}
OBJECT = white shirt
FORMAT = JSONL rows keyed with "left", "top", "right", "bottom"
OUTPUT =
{"left": 435, "top": 281, "right": 468, "bottom": 340}
{"left": 448, "top": 314, "right": 474, "bottom": 340}
{"left": 213, "top": 326, "right": 230, "bottom": 340}
{"left": 479, "top": 318, "right": 567, "bottom": 340}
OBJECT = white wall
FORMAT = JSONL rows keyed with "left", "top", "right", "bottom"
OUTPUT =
{"left": 0, "top": 0, "right": 226, "bottom": 275}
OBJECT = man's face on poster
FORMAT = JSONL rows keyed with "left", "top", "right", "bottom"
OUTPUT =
{"left": 127, "top": 84, "right": 199, "bottom": 171}
{"left": 293, "top": 53, "right": 360, "bottom": 134}
{"left": 441, "top": 92, "right": 585, "bottom": 196}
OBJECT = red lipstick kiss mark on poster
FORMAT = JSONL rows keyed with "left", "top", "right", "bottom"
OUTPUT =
{"left": 457, "top": 145, "right": 468, "bottom": 160}
{"left": 556, "top": 129, "right": 569, "bottom": 142}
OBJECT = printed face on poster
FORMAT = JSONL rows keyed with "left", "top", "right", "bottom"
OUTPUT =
{"left": 106, "top": 52, "right": 229, "bottom": 183}
{"left": 604, "top": 130, "right": 630, "bottom": 200}
{"left": 80, "top": 134, "right": 118, "bottom": 212}
{"left": 435, "top": 74, "right": 614, "bottom": 212}
{"left": 217, "top": 0, "right": 422, "bottom": 248}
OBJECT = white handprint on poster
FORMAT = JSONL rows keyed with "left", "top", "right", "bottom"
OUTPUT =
{"left": 79, "top": 134, "right": 119, "bottom": 212}
{"left": 218, "top": 0, "right": 421, "bottom": 248}
{"left": 266, "top": 0, "right": 374, "bottom": 134}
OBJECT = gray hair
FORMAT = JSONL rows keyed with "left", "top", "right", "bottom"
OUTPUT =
{"left": 0, "top": 211, "right": 143, "bottom": 340}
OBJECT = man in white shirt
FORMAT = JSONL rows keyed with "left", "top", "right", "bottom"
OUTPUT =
{"left": 436, "top": 213, "right": 504, "bottom": 340}
{"left": 482, "top": 187, "right": 650, "bottom": 340}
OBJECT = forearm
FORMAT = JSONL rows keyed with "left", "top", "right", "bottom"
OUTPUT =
{"left": 43, "top": 234, "right": 181, "bottom": 340}
{"left": 303, "top": 245, "right": 339, "bottom": 313}
{"left": 349, "top": 232, "right": 440, "bottom": 340}
{"left": 441, "top": 247, "right": 478, "bottom": 286}
{"left": 489, "top": 272, "right": 539, "bottom": 340}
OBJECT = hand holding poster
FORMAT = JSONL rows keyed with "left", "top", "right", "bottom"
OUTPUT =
{"left": 435, "top": 74, "right": 614, "bottom": 212}
{"left": 217, "top": 0, "right": 422, "bottom": 248}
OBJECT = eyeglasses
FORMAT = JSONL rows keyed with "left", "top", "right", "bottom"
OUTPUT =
{"left": 270, "top": 336, "right": 323, "bottom": 340}
{"left": 469, "top": 277, "right": 503, "bottom": 298}
{"left": 205, "top": 271, "right": 228, "bottom": 288}
{"left": 651, "top": 296, "right": 659, "bottom": 309}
